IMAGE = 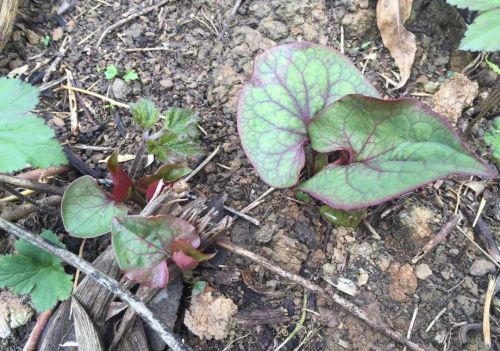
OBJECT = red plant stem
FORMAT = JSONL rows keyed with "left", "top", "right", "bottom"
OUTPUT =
{"left": 23, "top": 309, "right": 53, "bottom": 351}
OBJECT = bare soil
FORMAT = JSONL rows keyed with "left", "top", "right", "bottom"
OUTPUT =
{"left": 0, "top": 0, "right": 499, "bottom": 350}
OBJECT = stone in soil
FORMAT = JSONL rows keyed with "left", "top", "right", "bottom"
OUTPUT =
{"left": 0, "top": 292, "right": 33, "bottom": 339}
{"left": 469, "top": 259, "right": 496, "bottom": 276}
{"left": 400, "top": 206, "right": 434, "bottom": 242}
{"left": 433, "top": 73, "right": 478, "bottom": 125}
{"left": 260, "top": 232, "right": 308, "bottom": 273}
{"left": 415, "top": 263, "right": 433, "bottom": 280}
{"left": 111, "top": 78, "right": 130, "bottom": 99}
{"left": 388, "top": 263, "right": 417, "bottom": 302}
{"left": 184, "top": 289, "right": 237, "bottom": 340}
{"left": 255, "top": 223, "right": 277, "bottom": 244}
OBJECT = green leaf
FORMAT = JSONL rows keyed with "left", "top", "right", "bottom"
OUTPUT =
{"left": 0, "top": 78, "right": 66, "bottom": 172}
{"left": 104, "top": 65, "right": 119, "bottom": 80}
{"left": 446, "top": 0, "right": 500, "bottom": 11}
{"left": 237, "top": 42, "right": 379, "bottom": 188}
{"left": 298, "top": 95, "right": 496, "bottom": 210}
{"left": 147, "top": 108, "right": 202, "bottom": 162}
{"left": 61, "top": 176, "right": 128, "bottom": 238}
{"left": 135, "top": 164, "right": 192, "bottom": 193}
{"left": 112, "top": 215, "right": 198, "bottom": 287}
{"left": 459, "top": 9, "right": 500, "bottom": 52}
{"left": 130, "top": 98, "right": 160, "bottom": 130}
{"left": 0, "top": 230, "right": 73, "bottom": 312}
{"left": 123, "top": 70, "right": 139, "bottom": 83}
{"left": 484, "top": 117, "right": 500, "bottom": 160}
{"left": 485, "top": 55, "right": 500, "bottom": 74}
{"left": 319, "top": 206, "right": 365, "bottom": 227}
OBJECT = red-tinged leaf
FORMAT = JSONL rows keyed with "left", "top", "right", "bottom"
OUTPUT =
{"left": 135, "top": 164, "right": 191, "bottom": 193}
{"left": 107, "top": 151, "right": 133, "bottom": 202}
{"left": 146, "top": 180, "right": 164, "bottom": 201}
{"left": 172, "top": 251, "right": 199, "bottom": 271}
{"left": 124, "top": 260, "right": 169, "bottom": 288}
{"left": 171, "top": 238, "right": 215, "bottom": 266}
{"left": 112, "top": 214, "right": 200, "bottom": 287}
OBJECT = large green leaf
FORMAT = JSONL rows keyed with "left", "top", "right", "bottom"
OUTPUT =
{"left": 0, "top": 78, "right": 66, "bottom": 172}
{"left": 298, "top": 95, "right": 497, "bottom": 210}
{"left": 237, "top": 42, "right": 379, "bottom": 188}
{"left": 61, "top": 176, "right": 127, "bottom": 238}
{"left": 0, "top": 230, "right": 73, "bottom": 312}
{"left": 112, "top": 215, "right": 198, "bottom": 287}
{"left": 447, "top": 0, "right": 500, "bottom": 12}
{"left": 459, "top": 8, "right": 500, "bottom": 52}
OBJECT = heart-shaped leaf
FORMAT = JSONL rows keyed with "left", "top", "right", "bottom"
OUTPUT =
{"left": 61, "top": 176, "right": 128, "bottom": 238}
{"left": 298, "top": 95, "right": 497, "bottom": 210}
{"left": 107, "top": 151, "right": 133, "bottom": 202}
{"left": 237, "top": 42, "right": 379, "bottom": 188}
{"left": 112, "top": 215, "right": 198, "bottom": 288}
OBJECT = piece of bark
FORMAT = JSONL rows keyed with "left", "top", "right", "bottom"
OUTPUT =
{"left": 72, "top": 297, "right": 104, "bottom": 351}
{"left": 0, "top": 0, "right": 18, "bottom": 51}
{"left": 38, "top": 247, "right": 120, "bottom": 350}
{"left": 120, "top": 318, "right": 150, "bottom": 351}
{"left": 236, "top": 307, "right": 290, "bottom": 325}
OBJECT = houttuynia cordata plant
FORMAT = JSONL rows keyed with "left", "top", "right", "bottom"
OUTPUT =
{"left": 237, "top": 42, "right": 497, "bottom": 210}
{"left": 61, "top": 100, "right": 211, "bottom": 288}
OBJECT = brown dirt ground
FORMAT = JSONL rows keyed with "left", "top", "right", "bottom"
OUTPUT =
{"left": 0, "top": 0, "right": 499, "bottom": 350}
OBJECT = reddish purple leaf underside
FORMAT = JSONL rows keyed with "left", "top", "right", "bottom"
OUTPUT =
{"left": 107, "top": 151, "right": 133, "bottom": 202}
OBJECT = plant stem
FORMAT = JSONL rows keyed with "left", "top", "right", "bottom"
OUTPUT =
{"left": 0, "top": 218, "right": 191, "bottom": 351}
{"left": 129, "top": 131, "right": 148, "bottom": 179}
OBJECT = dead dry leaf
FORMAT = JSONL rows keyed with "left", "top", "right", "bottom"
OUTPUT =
{"left": 376, "top": 0, "right": 416, "bottom": 90}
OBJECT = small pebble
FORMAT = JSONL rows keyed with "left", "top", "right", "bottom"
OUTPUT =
{"left": 415, "top": 263, "right": 432, "bottom": 280}
{"left": 470, "top": 259, "right": 496, "bottom": 276}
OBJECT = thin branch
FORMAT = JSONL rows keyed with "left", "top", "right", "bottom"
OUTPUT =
{"left": 96, "top": 0, "right": 171, "bottom": 47}
{"left": 23, "top": 309, "right": 53, "bottom": 351}
{"left": 0, "top": 196, "right": 62, "bottom": 221}
{"left": 0, "top": 184, "right": 58, "bottom": 215}
{"left": 216, "top": 240, "right": 428, "bottom": 351}
{"left": 0, "top": 175, "right": 64, "bottom": 196}
{"left": 58, "top": 85, "right": 130, "bottom": 109}
{"left": 0, "top": 219, "right": 191, "bottom": 351}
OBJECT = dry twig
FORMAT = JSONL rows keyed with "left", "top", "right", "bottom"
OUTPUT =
{"left": 0, "top": 219, "right": 191, "bottom": 351}
{"left": 96, "top": 0, "right": 171, "bottom": 47}
{"left": 216, "top": 239, "right": 427, "bottom": 351}
{"left": 23, "top": 309, "right": 53, "bottom": 351}
{"left": 0, "top": 175, "right": 64, "bottom": 196}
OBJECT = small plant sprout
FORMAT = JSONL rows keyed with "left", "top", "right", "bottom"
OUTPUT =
{"left": 104, "top": 64, "right": 119, "bottom": 80}
{"left": 41, "top": 35, "right": 50, "bottom": 47}
{"left": 123, "top": 69, "right": 139, "bottom": 83}
{"left": 237, "top": 42, "right": 497, "bottom": 210}
{"left": 60, "top": 98, "right": 206, "bottom": 288}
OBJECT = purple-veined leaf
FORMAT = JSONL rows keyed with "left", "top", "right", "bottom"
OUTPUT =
{"left": 237, "top": 42, "right": 379, "bottom": 188}
{"left": 111, "top": 214, "right": 199, "bottom": 288}
{"left": 61, "top": 176, "right": 128, "bottom": 238}
{"left": 298, "top": 95, "right": 497, "bottom": 210}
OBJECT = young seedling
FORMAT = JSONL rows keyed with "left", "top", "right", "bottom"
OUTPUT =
{"left": 104, "top": 64, "right": 119, "bottom": 80}
{"left": 238, "top": 42, "right": 496, "bottom": 210}
{"left": 123, "top": 69, "right": 139, "bottom": 83}
{"left": 60, "top": 99, "right": 206, "bottom": 288}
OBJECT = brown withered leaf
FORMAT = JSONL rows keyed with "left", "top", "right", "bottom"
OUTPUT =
{"left": 376, "top": 0, "right": 416, "bottom": 90}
